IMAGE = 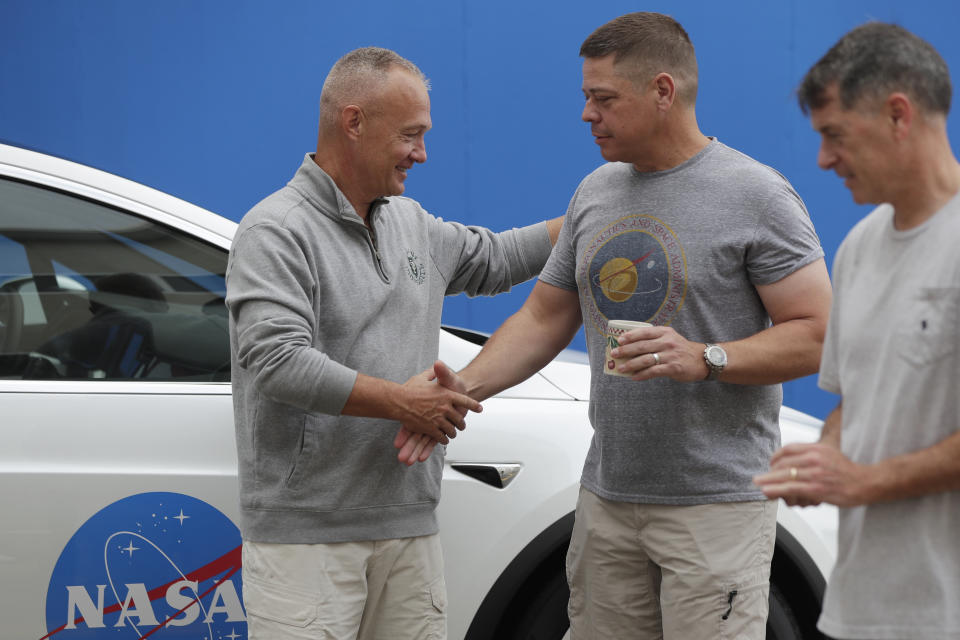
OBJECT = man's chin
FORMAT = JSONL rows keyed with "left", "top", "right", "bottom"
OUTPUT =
{"left": 598, "top": 147, "right": 620, "bottom": 162}
{"left": 847, "top": 187, "right": 875, "bottom": 206}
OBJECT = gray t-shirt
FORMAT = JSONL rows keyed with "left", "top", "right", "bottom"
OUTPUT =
{"left": 817, "top": 195, "right": 960, "bottom": 639}
{"left": 540, "top": 139, "right": 823, "bottom": 504}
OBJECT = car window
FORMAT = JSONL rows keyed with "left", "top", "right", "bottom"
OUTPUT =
{"left": 0, "top": 177, "right": 230, "bottom": 381}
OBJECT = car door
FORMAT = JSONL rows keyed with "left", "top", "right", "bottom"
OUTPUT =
{"left": 0, "top": 173, "right": 244, "bottom": 639}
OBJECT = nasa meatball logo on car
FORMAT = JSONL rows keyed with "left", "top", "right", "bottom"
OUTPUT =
{"left": 42, "top": 492, "right": 245, "bottom": 639}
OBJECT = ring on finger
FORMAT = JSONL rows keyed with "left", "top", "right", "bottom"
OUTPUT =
{"left": 652, "top": 352, "right": 661, "bottom": 366}
{"left": 790, "top": 466, "right": 799, "bottom": 480}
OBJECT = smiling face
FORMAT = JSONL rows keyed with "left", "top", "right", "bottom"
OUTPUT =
{"left": 357, "top": 67, "right": 431, "bottom": 200}
{"left": 810, "top": 85, "right": 898, "bottom": 205}
{"left": 581, "top": 55, "right": 659, "bottom": 166}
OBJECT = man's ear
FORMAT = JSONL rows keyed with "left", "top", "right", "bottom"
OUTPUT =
{"left": 341, "top": 105, "right": 364, "bottom": 139}
{"left": 886, "top": 92, "right": 914, "bottom": 140}
{"left": 653, "top": 72, "right": 677, "bottom": 110}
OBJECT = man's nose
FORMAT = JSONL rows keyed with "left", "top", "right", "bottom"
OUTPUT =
{"left": 582, "top": 101, "right": 598, "bottom": 123}
{"left": 817, "top": 142, "right": 835, "bottom": 170}
{"left": 412, "top": 140, "right": 427, "bottom": 164}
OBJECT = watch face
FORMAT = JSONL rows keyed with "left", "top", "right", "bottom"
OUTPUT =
{"left": 707, "top": 345, "right": 727, "bottom": 367}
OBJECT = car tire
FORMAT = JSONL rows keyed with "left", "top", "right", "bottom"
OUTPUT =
{"left": 766, "top": 582, "right": 804, "bottom": 640}
{"left": 502, "top": 562, "right": 569, "bottom": 640}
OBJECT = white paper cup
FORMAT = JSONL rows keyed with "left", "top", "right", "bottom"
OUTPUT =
{"left": 604, "top": 320, "right": 652, "bottom": 377}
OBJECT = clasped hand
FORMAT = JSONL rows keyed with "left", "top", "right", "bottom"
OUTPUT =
{"left": 394, "top": 361, "right": 477, "bottom": 466}
{"left": 753, "top": 442, "right": 871, "bottom": 508}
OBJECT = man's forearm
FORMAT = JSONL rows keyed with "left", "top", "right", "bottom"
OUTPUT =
{"left": 718, "top": 317, "right": 825, "bottom": 385}
{"left": 867, "top": 429, "right": 960, "bottom": 503}
{"left": 461, "top": 282, "right": 582, "bottom": 401}
{"left": 716, "top": 257, "right": 830, "bottom": 385}
{"left": 819, "top": 403, "right": 842, "bottom": 448}
{"left": 617, "top": 258, "right": 831, "bottom": 386}
{"left": 460, "top": 310, "right": 569, "bottom": 401}
{"left": 342, "top": 373, "right": 405, "bottom": 421}
{"left": 546, "top": 215, "right": 564, "bottom": 246}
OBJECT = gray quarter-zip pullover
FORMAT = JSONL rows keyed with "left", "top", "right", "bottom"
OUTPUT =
{"left": 226, "top": 154, "right": 552, "bottom": 543}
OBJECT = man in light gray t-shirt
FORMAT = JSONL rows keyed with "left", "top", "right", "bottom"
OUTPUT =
{"left": 431, "top": 12, "right": 832, "bottom": 640}
{"left": 756, "top": 23, "right": 960, "bottom": 640}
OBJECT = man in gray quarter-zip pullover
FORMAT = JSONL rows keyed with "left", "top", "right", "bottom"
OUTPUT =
{"left": 225, "top": 47, "right": 562, "bottom": 640}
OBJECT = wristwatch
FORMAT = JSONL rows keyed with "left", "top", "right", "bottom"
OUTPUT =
{"left": 703, "top": 343, "right": 727, "bottom": 380}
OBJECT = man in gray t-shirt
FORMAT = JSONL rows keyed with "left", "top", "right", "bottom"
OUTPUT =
{"left": 546, "top": 140, "right": 823, "bottom": 507}
{"left": 401, "top": 12, "right": 831, "bottom": 640}
{"left": 756, "top": 23, "right": 960, "bottom": 640}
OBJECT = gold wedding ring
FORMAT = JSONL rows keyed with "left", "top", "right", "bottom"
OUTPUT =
{"left": 789, "top": 466, "right": 799, "bottom": 480}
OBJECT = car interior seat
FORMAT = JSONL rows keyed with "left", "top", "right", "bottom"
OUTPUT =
{"left": 27, "top": 273, "right": 166, "bottom": 379}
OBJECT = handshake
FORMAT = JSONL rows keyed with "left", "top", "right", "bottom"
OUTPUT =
{"left": 392, "top": 360, "right": 480, "bottom": 466}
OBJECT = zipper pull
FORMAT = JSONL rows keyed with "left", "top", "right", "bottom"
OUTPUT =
{"left": 721, "top": 589, "right": 738, "bottom": 620}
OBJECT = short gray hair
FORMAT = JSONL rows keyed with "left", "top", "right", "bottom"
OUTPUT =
{"left": 798, "top": 22, "right": 951, "bottom": 116}
{"left": 319, "top": 47, "right": 430, "bottom": 128}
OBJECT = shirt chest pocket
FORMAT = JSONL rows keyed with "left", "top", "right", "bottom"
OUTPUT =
{"left": 895, "top": 287, "right": 960, "bottom": 367}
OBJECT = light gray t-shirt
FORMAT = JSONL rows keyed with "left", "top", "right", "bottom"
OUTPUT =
{"left": 540, "top": 140, "right": 823, "bottom": 504}
{"left": 817, "top": 195, "right": 960, "bottom": 639}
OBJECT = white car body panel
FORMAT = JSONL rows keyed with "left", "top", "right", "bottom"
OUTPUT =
{"left": 0, "top": 143, "right": 836, "bottom": 640}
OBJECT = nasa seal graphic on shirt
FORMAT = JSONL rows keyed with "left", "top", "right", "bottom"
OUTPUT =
{"left": 579, "top": 214, "right": 687, "bottom": 334}
{"left": 43, "top": 492, "right": 245, "bottom": 640}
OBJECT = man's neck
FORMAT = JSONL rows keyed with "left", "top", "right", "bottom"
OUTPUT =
{"left": 631, "top": 114, "right": 710, "bottom": 173}
{"left": 312, "top": 152, "right": 373, "bottom": 222}
{"left": 889, "top": 136, "right": 960, "bottom": 230}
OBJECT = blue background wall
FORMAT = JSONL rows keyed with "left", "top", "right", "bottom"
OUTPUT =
{"left": 2, "top": 1, "right": 958, "bottom": 419}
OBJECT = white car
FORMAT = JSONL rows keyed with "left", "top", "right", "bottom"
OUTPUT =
{"left": 0, "top": 143, "right": 836, "bottom": 640}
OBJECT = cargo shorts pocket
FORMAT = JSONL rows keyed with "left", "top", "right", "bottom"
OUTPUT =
{"left": 425, "top": 576, "right": 448, "bottom": 639}
{"left": 244, "top": 575, "right": 320, "bottom": 628}
{"left": 717, "top": 568, "right": 770, "bottom": 640}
